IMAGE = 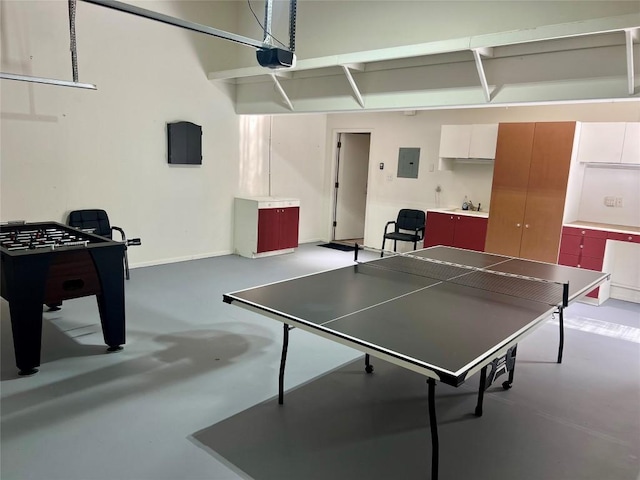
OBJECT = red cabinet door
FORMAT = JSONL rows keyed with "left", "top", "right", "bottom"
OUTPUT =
{"left": 558, "top": 252, "right": 579, "bottom": 267}
{"left": 453, "top": 216, "right": 488, "bottom": 251}
{"left": 559, "top": 233, "right": 582, "bottom": 256}
{"left": 279, "top": 207, "right": 300, "bottom": 249}
{"left": 424, "top": 212, "right": 455, "bottom": 247}
{"left": 581, "top": 236, "right": 606, "bottom": 258}
{"left": 257, "top": 208, "right": 280, "bottom": 253}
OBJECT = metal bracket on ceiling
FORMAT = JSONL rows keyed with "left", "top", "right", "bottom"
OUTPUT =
{"left": 472, "top": 47, "right": 493, "bottom": 102}
{"left": 0, "top": 72, "right": 97, "bottom": 89}
{"left": 625, "top": 28, "right": 638, "bottom": 95}
{"left": 1, "top": 0, "right": 97, "bottom": 90}
{"left": 341, "top": 63, "right": 365, "bottom": 108}
{"left": 270, "top": 74, "right": 294, "bottom": 110}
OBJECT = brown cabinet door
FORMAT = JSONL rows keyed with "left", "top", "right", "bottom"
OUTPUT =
{"left": 484, "top": 123, "right": 535, "bottom": 257}
{"left": 519, "top": 122, "right": 575, "bottom": 263}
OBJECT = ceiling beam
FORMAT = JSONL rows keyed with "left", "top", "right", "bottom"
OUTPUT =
{"left": 81, "top": 0, "right": 266, "bottom": 49}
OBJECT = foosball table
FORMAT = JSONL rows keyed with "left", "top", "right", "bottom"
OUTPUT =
{"left": 1, "top": 221, "right": 127, "bottom": 375}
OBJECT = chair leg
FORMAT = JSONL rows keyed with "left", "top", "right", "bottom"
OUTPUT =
{"left": 381, "top": 237, "right": 386, "bottom": 257}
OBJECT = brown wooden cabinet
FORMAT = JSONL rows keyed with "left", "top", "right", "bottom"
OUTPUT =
{"left": 484, "top": 122, "right": 576, "bottom": 263}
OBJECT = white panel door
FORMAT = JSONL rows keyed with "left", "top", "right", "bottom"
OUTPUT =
{"left": 334, "top": 133, "right": 370, "bottom": 241}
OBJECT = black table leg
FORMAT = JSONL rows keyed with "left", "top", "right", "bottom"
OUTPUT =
{"left": 427, "top": 378, "right": 439, "bottom": 480}
{"left": 364, "top": 353, "right": 374, "bottom": 373}
{"left": 3, "top": 254, "right": 49, "bottom": 375}
{"left": 279, "top": 324, "right": 290, "bottom": 404}
{"left": 91, "top": 247, "right": 126, "bottom": 351}
{"left": 557, "top": 307, "right": 564, "bottom": 364}
{"left": 475, "top": 366, "right": 488, "bottom": 416}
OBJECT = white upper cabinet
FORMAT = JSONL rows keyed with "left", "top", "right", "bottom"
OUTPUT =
{"left": 577, "top": 122, "right": 639, "bottom": 164}
{"left": 469, "top": 124, "right": 499, "bottom": 159}
{"left": 439, "top": 124, "right": 498, "bottom": 159}
{"left": 621, "top": 123, "right": 640, "bottom": 164}
{"left": 439, "top": 125, "right": 472, "bottom": 158}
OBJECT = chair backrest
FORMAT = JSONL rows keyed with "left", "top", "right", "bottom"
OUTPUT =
{"left": 396, "top": 209, "right": 425, "bottom": 232}
{"left": 68, "top": 209, "right": 112, "bottom": 239}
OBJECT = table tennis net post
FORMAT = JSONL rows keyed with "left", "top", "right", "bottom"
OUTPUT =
{"left": 361, "top": 251, "right": 569, "bottom": 308}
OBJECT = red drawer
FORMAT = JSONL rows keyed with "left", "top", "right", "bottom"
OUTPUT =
{"left": 581, "top": 236, "right": 606, "bottom": 258}
{"left": 586, "top": 287, "right": 600, "bottom": 299}
{"left": 607, "top": 231, "right": 640, "bottom": 243}
{"left": 579, "top": 255, "right": 604, "bottom": 271}
{"left": 558, "top": 252, "right": 579, "bottom": 267}
{"left": 559, "top": 234, "right": 582, "bottom": 255}
{"left": 562, "top": 226, "right": 583, "bottom": 236}
{"left": 582, "top": 228, "right": 608, "bottom": 239}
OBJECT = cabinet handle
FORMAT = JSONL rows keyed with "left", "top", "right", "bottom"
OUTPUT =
{"left": 525, "top": 224, "right": 529, "bottom": 229}
{"left": 516, "top": 223, "right": 521, "bottom": 227}
{"left": 457, "top": 216, "right": 461, "bottom": 220}
{"left": 450, "top": 216, "right": 454, "bottom": 220}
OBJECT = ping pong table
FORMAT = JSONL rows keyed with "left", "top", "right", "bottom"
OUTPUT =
{"left": 223, "top": 245, "right": 609, "bottom": 479}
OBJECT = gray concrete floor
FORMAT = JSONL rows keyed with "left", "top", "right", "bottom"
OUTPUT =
{"left": 1, "top": 243, "right": 639, "bottom": 480}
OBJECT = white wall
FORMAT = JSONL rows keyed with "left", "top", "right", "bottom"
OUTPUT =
{"left": 324, "top": 103, "right": 640, "bottom": 249}
{"left": 578, "top": 167, "right": 640, "bottom": 227}
{"left": 0, "top": 0, "right": 240, "bottom": 266}
{"left": 2, "top": 1, "right": 639, "bottom": 267}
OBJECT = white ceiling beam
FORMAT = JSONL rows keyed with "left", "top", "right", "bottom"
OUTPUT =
{"left": 341, "top": 65, "right": 365, "bottom": 108}
{"left": 270, "top": 74, "right": 294, "bottom": 110}
{"left": 625, "top": 28, "right": 638, "bottom": 95}
{"left": 472, "top": 49, "right": 491, "bottom": 102}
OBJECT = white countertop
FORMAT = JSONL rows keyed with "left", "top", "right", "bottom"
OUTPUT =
{"left": 427, "top": 207, "right": 489, "bottom": 218}
{"left": 564, "top": 221, "right": 640, "bottom": 235}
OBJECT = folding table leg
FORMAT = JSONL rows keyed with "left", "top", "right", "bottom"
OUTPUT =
{"left": 278, "top": 324, "right": 290, "bottom": 405}
{"left": 557, "top": 307, "right": 564, "bottom": 363}
{"left": 475, "top": 366, "right": 488, "bottom": 417}
{"left": 427, "top": 378, "right": 439, "bottom": 480}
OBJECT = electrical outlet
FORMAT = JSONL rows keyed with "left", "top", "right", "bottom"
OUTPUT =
{"left": 615, "top": 197, "right": 623, "bottom": 208}
{"left": 604, "top": 196, "right": 616, "bottom": 207}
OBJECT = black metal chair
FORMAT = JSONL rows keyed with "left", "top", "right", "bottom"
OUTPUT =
{"left": 67, "top": 209, "right": 141, "bottom": 280}
{"left": 381, "top": 209, "right": 426, "bottom": 257}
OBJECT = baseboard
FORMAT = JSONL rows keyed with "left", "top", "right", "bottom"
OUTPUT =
{"left": 130, "top": 250, "right": 234, "bottom": 269}
{"left": 610, "top": 284, "right": 640, "bottom": 304}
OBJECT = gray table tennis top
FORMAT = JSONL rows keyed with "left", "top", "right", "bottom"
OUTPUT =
{"left": 223, "top": 246, "right": 608, "bottom": 387}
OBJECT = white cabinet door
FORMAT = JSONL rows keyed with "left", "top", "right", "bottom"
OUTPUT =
{"left": 469, "top": 124, "right": 498, "bottom": 159}
{"left": 577, "top": 123, "right": 626, "bottom": 163}
{"left": 439, "top": 125, "right": 472, "bottom": 158}
{"left": 621, "top": 122, "right": 640, "bottom": 164}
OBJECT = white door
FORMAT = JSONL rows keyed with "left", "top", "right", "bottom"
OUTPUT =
{"left": 333, "top": 133, "right": 370, "bottom": 241}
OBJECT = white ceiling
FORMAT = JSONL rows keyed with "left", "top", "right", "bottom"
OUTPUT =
{"left": 209, "top": 13, "right": 640, "bottom": 114}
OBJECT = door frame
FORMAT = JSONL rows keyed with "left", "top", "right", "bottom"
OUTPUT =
{"left": 329, "top": 129, "right": 372, "bottom": 243}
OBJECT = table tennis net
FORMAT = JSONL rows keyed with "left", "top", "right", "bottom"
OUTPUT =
{"left": 365, "top": 254, "right": 567, "bottom": 307}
